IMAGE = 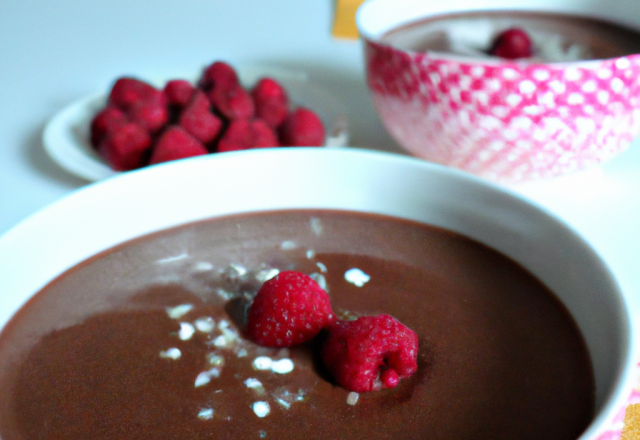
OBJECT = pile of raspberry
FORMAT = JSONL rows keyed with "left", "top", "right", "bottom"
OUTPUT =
{"left": 246, "top": 271, "right": 419, "bottom": 393}
{"left": 90, "top": 61, "right": 326, "bottom": 171}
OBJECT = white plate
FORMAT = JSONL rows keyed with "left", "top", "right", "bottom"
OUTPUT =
{"left": 42, "top": 66, "right": 349, "bottom": 181}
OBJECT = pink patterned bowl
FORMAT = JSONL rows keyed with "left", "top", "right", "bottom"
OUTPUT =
{"left": 356, "top": 0, "right": 640, "bottom": 181}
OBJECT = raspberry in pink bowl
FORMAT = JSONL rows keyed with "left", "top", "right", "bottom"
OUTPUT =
{"left": 356, "top": 0, "right": 640, "bottom": 181}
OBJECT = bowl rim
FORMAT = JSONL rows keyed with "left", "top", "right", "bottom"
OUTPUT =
{"left": 0, "top": 147, "right": 636, "bottom": 439}
{"left": 356, "top": 0, "right": 640, "bottom": 65}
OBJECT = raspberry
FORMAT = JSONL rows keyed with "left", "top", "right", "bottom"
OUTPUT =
{"left": 246, "top": 271, "right": 335, "bottom": 348}
{"left": 90, "top": 105, "right": 128, "bottom": 148}
{"left": 164, "top": 79, "right": 195, "bottom": 108}
{"left": 198, "top": 61, "right": 239, "bottom": 93}
{"left": 149, "top": 126, "right": 208, "bottom": 165}
{"left": 217, "top": 119, "right": 279, "bottom": 152}
{"left": 178, "top": 90, "right": 222, "bottom": 144}
{"left": 127, "top": 94, "right": 169, "bottom": 135}
{"left": 321, "top": 315, "right": 418, "bottom": 393}
{"left": 278, "top": 107, "right": 325, "bottom": 146}
{"left": 209, "top": 83, "right": 255, "bottom": 120}
{"left": 251, "top": 77, "right": 289, "bottom": 127}
{"left": 108, "top": 77, "right": 161, "bottom": 111}
{"left": 489, "top": 28, "right": 533, "bottom": 59}
{"left": 98, "top": 122, "right": 152, "bottom": 171}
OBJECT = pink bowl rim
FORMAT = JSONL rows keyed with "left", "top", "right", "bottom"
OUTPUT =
{"left": 356, "top": 0, "right": 640, "bottom": 65}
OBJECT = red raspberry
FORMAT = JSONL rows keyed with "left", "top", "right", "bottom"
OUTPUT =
{"left": 98, "top": 122, "right": 152, "bottom": 171}
{"left": 489, "top": 28, "right": 533, "bottom": 59}
{"left": 108, "top": 77, "right": 161, "bottom": 111}
{"left": 246, "top": 271, "right": 335, "bottom": 348}
{"left": 149, "top": 126, "right": 208, "bottom": 165}
{"left": 321, "top": 315, "right": 418, "bottom": 393}
{"left": 209, "top": 83, "right": 255, "bottom": 120}
{"left": 251, "top": 77, "right": 289, "bottom": 127}
{"left": 217, "top": 119, "right": 279, "bottom": 152}
{"left": 198, "top": 61, "right": 239, "bottom": 94}
{"left": 164, "top": 79, "right": 195, "bottom": 108}
{"left": 178, "top": 90, "right": 222, "bottom": 144}
{"left": 278, "top": 107, "right": 325, "bottom": 146}
{"left": 90, "top": 105, "right": 128, "bottom": 148}
{"left": 127, "top": 94, "right": 169, "bottom": 135}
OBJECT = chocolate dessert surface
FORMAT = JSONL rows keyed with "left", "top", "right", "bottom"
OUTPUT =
{"left": 381, "top": 10, "right": 640, "bottom": 61}
{"left": 0, "top": 210, "right": 594, "bottom": 439}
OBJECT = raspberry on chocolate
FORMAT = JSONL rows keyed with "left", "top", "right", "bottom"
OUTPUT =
{"left": 127, "top": 94, "right": 169, "bottom": 135}
{"left": 98, "top": 122, "right": 152, "bottom": 171}
{"left": 252, "top": 77, "right": 289, "bottom": 127}
{"left": 246, "top": 271, "right": 335, "bottom": 348}
{"left": 217, "top": 119, "right": 279, "bottom": 152}
{"left": 164, "top": 79, "right": 196, "bottom": 108}
{"left": 321, "top": 315, "right": 418, "bottom": 393}
{"left": 90, "top": 105, "right": 128, "bottom": 148}
{"left": 149, "top": 125, "right": 208, "bottom": 165}
{"left": 108, "top": 77, "right": 161, "bottom": 111}
{"left": 178, "top": 90, "right": 222, "bottom": 144}
{"left": 489, "top": 28, "right": 533, "bottom": 59}
{"left": 278, "top": 107, "right": 325, "bottom": 147}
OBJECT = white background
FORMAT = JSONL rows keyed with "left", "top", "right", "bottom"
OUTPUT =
{"left": 1, "top": 0, "right": 639, "bottom": 318}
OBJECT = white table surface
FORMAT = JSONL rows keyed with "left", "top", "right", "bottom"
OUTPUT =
{"left": 1, "top": 0, "right": 639, "bottom": 320}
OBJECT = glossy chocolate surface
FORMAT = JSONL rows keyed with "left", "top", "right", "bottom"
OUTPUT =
{"left": 0, "top": 210, "right": 594, "bottom": 439}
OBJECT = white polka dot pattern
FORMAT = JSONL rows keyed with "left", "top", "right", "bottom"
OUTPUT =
{"left": 364, "top": 40, "right": 640, "bottom": 181}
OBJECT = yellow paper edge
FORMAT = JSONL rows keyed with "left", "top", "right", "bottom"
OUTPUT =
{"left": 332, "top": 0, "right": 365, "bottom": 40}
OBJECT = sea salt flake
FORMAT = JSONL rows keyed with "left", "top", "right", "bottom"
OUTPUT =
{"left": 275, "top": 397, "right": 291, "bottom": 409}
{"left": 245, "top": 378, "right": 265, "bottom": 394}
{"left": 159, "top": 348, "right": 182, "bottom": 360}
{"left": 166, "top": 304, "right": 194, "bottom": 320}
{"left": 216, "top": 288, "right": 234, "bottom": 300}
{"left": 195, "top": 317, "right": 215, "bottom": 333}
{"left": 195, "top": 368, "right": 221, "bottom": 387}
{"left": 213, "top": 335, "right": 227, "bottom": 347}
{"left": 256, "top": 268, "right": 279, "bottom": 283}
{"left": 271, "top": 358, "right": 294, "bottom": 374}
{"left": 306, "top": 249, "right": 316, "bottom": 259}
{"left": 194, "top": 261, "right": 214, "bottom": 272}
{"left": 253, "top": 401, "right": 270, "bottom": 418}
{"left": 344, "top": 268, "right": 370, "bottom": 287}
{"left": 157, "top": 253, "right": 188, "bottom": 264}
{"left": 229, "top": 263, "right": 247, "bottom": 276}
{"left": 310, "top": 273, "right": 328, "bottom": 291}
{"left": 206, "top": 353, "right": 225, "bottom": 366}
{"left": 347, "top": 392, "right": 360, "bottom": 405}
{"left": 310, "top": 217, "right": 323, "bottom": 236}
{"left": 178, "top": 322, "right": 196, "bottom": 340}
{"left": 198, "top": 408, "right": 214, "bottom": 420}
{"left": 316, "top": 262, "right": 328, "bottom": 273}
{"left": 253, "top": 356, "right": 273, "bottom": 370}
{"left": 280, "top": 240, "right": 296, "bottom": 250}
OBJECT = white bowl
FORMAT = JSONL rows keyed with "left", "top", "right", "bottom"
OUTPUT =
{"left": 0, "top": 148, "right": 634, "bottom": 438}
